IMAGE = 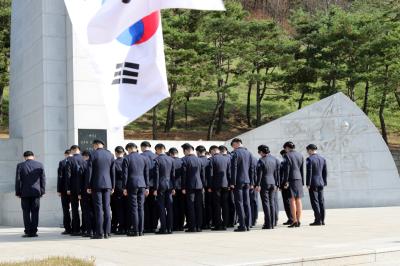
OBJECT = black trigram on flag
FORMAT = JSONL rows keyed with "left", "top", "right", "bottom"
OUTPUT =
{"left": 112, "top": 62, "right": 140, "bottom": 85}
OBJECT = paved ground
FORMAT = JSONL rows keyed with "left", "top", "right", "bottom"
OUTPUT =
{"left": 1, "top": 207, "right": 400, "bottom": 266}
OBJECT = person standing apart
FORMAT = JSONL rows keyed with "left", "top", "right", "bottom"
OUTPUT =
{"left": 230, "top": 138, "right": 253, "bottom": 232}
{"left": 86, "top": 139, "right": 115, "bottom": 239}
{"left": 57, "top": 149, "right": 72, "bottom": 235}
{"left": 281, "top": 141, "right": 304, "bottom": 228}
{"left": 306, "top": 144, "right": 328, "bottom": 226}
{"left": 256, "top": 145, "right": 280, "bottom": 229}
{"left": 15, "top": 151, "right": 46, "bottom": 238}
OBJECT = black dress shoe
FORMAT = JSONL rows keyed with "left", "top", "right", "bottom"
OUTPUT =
{"left": 234, "top": 227, "right": 246, "bottom": 232}
{"left": 167, "top": 230, "right": 173, "bottom": 234}
{"left": 71, "top": 232, "right": 81, "bottom": 236}
{"left": 104, "top": 234, "right": 111, "bottom": 239}
{"left": 309, "top": 222, "right": 323, "bottom": 226}
{"left": 262, "top": 225, "right": 272, "bottom": 229}
{"left": 185, "top": 229, "right": 196, "bottom": 233}
{"left": 155, "top": 230, "right": 167, "bottom": 234}
{"left": 139, "top": 232, "right": 143, "bottom": 236}
{"left": 196, "top": 228, "right": 202, "bottom": 232}
{"left": 288, "top": 222, "right": 298, "bottom": 228}
{"left": 322, "top": 222, "right": 325, "bottom": 226}
{"left": 91, "top": 235, "right": 103, "bottom": 239}
{"left": 283, "top": 220, "right": 293, "bottom": 225}
{"left": 211, "top": 226, "right": 226, "bottom": 231}
{"left": 296, "top": 222, "right": 301, "bottom": 227}
{"left": 61, "top": 231, "right": 71, "bottom": 235}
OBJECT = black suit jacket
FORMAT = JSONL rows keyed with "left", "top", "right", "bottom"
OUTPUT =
{"left": 123, "top": 152, "right": 149, "bottom": 191}
{"left": 306, "top": 154, "right": 328, "bottom": 188}
{"left": 182, "top": 154, "right": 205, "bottom": 190}
{"left": 141, "top": 150, "right": 157, "bottom": 188}
{"left": 66, "top": 154, "right": 86, "bottom": 195}
{"left": 15, "top": 159, "right": 46, "bottom": 198}
{"left": 282, "top": 150, "right": 304, "bottom": 185}
{"left": 57, "top": 158, "right": 68, "bottom": 193}
{"left": 86, "top": 148, "right": 115, "bottom": 190}
{"left": 230, "top": 147, "right": 253, "bottom": 186}
{"left": 256, "top": 155, "right": 281, "bottom": 189}
{"left": 209, "top": 154, "right": 231, "bottom": 189}
{"left": 154, "top": 154, "right": 175, "bottom": 191}
{"left": 172, "top": 157, "right": 183, "bottom": 189}
{"left": 113, "top": 157, "right": 124, "bottom": 193}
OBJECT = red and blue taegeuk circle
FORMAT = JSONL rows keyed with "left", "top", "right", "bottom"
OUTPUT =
{"left": 102, "top": 0, "right": 159, "bottom": 46}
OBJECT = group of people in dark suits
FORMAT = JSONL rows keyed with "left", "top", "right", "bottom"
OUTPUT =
{"left": 15, "top": 138, "right": 328, "bottom": 238}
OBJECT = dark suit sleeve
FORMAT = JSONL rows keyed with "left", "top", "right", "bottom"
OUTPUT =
{"left": 206, "top": 159, "right": 213, "bottom": 188}
{"left": 40, "top": 166, "right": 46, "bottom": 196}
{"left": 200, "top": 160, "right": 206, "bottom": 188}
{"left": 181, "top": 159, "right": 187, "bottom": 190}
{"left": 154, "top": 159, "right": 160, "bottom": 191}
{"left": 86, "top": 156, "right": 93, "bottom": 190}
{"left": 282, "top": 156, "right": 289, "bottom": 185}
{"left": 306, "top": 158, "right": 311, "bottom": 187}
{"left": 144, "top": 158, "right": 149, "bottom": 189}
{"left": 15, "top": 164, "right": 21, "bottom": 197}
{"left": 322, "top": 159, "right": 328, "bottom": 186}
{"left": 57, "top": 161, "right": 62, "bottom": 193}
{"left": 122, "top": 157, "right": 128, "bottom": 190}
{"left": 230, "top": 153, "right": 237, "bottom": 186}
{"left": 300, "top": 157, "right": 305, "bottom": 186}
{"left": 256, "top": 160, "right": 263, "bottom": 187}
{"left": 275, "top": 159, "right": 281, "bottom": 187}
{"left": 171, "top": 159, "right": 175, "bottom": 189}
{"left": 226, "top": 159, "right": 231, "bottom": 185}
{"left": 66, "top": 160, "right": 72, "bottom": 192}
{"left": 110, "top": 157, "right": 116, "bottom": 190}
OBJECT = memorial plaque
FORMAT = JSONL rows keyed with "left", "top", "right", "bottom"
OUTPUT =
{"left": 78, "top": 129, "right": 107, "bottom": 152}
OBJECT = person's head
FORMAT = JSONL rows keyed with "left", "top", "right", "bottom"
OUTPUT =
{"left": 92, "top": 139, "right": 105, "bottom": 150}
{"left": 205, "top": 152, "right": 211, "bottom": 158}
{"left": 140, "top": 141, "right": 151, "bottom": 152}
{"left": 230, "top": 138, "right": 243, "bottom": 150}
{"left": 257, "top": 145, "right": 270, "bottom": 157}
{"left": 23, "top": 151, "right": 34, "bottom": 160}
{"left": 168, "top": 147, "right": 179, "bottom": 158}
{"left": 280, "top": 149, "right": 287, "bottom": 158}
{"left": 82, "top": 150, "right": 90, "bottom": 161}
{"left": 125, "top": 143, "right": 138, "bottom": 154}
{"left": 155, "top": 143, "right": 166, "bottom": 155}
{"left": 219, "top": 145, "right": 228, "bottom": 155}
{"left": 195, "top": 145, "right": 207, "bottom": 157}
{"left": 306, "top": 144, "right": 318, "bottom": 156}
{"left": 209, "top": 145, "right": 219, "bottom": 156}
{"left": 70, "top": 145, "right": 80, "bottom": 154}
{"left": 64, "top": 149, "right": 71, "bottom": 158}
{"left": 115, "top": 146, "right": 125, "bottom": 158}
{"left": 181, "top": 143, "right": 194, "bottom": 156}
{"left": 283, "top": 141, "right": 295, "bottom": 152}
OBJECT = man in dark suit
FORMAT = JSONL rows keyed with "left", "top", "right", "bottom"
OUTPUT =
{"left": 154, "top": 144, "right": 175, "bottom": 234}
{"left": 196, "top": 145, "right": 212, "bottom": 230}
{"left": 281, "top": 141, "right": 304, "bottom": 228}
{"left": 111, "top": 146, "right": 128, "bottom": 234}
{"left": 169, "top": 148, "right": 185, "bottom": 231}
{"left": 66, "top": 145, "right": 86, "bottom": 236}
{"left": 208, "top": 145, "right": 230, "bottom": 231}
{"left": 219, "top": 145, "right": 236, "bottom": 227}
{"left": 181, "top": 143, "right": 205, "bottom": 233}
{"left": 15, "top": 151, "right": 46, "bottom": 237}
{"left": 141, "top": 141, "right": 158, "bottom": 233}
{"left": 81, "top": 150, "right": 95, "bottom": 237}
{"left": 86, "top": 139, "right": 115, "bottom": 239}
{"left": 123, "top": 143, "right": 149, "bottom": 237}
{"left": 249, "top": 156, "right": 259, "bottom": 227}
{"left": 230, "top": 138, "right": 253, "bottom": 232}
{"left": 279, "top": 149, "right": 293, "bottom": 225}
{"left": 57, "top": 149, "right": 72, "bottom": 235}
{"left": 306, "top": 144, "right": 328, "bottom": 226}
{"left": 256, "top": 145, "right": 280, "bottom": 229}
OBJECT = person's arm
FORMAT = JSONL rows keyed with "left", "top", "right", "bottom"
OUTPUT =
{"left": 230, "top": 153, "right": 237, "bottom": 187}
{"left": 144, "top": 158, "right": 150, "bottom": 189}
{"left": 275, "top": 159, "right": 281, "bottom": 188}
{"left": 322, "top": 159, "right": 328, "bottom": 187}
{"left": 300, "top": 157, "right": 305, "bottom": 186}
{"left": 154, "top": 159, "right": 160, "bottom": 191}
{"left": 57, "top": 161, "right": 62, "bottom": 194}
{"left": 306, "top": 158, "right": 311, "bottom": 187}
{"left": 200, "top": 160, "right": 206, "bottom": 188}
{"left": 66, "top": 160, "right": 72, "bottom": 194}
{"left": 122, "top": 157, "right": 128, "bottom": 190}
{"left": 40, "top": 165, "right": 46, "bottom": 196}
{"left": 170, "top": 160, "right": 175, "bottom": 190}
{"left": 110, "top": 157, "right": 116, "bottom": 191}
{"left": 15, "top": 164, "right": 21, "bottom": 197}
{"left": 181, "top": 159, "right": 187, "bottom": 191}
{"left": 256, "top": 160, "right": 263, "bottom": 187}
{"left": 86, "top": 156, "right": 93, "bottom": 192}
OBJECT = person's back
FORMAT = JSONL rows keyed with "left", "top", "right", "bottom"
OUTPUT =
{"left": 154, "top": 154, "right": 174, "bottom": 191}
{"left": 16, "top": 160, "right": 46, "bottom": 198}
{"left": 182, "top": 155, "right": 205, "bottom": 190}
{"left": 172, "top": 157, "right": 183, "bottom": 189}
{"left": 257, "top": 155, "right": 280, "bottom": 188}
{"left": 88, "top": 148, "right": 115, "bottom": 190}
{"left": 210, "top": 153, "right": 231, "bottom": 189}
{"left": 285, "top": 150, "right": 304, "bottom": 183}
{"left": 230, "top": 147, "right": 253, "bottom": 186}
{"left": 124, "top": 152, "right": 148, "bottom": 190}
{"left": 306, "top": 154, "right": 327, "bottom": 188}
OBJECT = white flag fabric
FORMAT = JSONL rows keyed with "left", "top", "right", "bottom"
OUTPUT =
{"left": 88, "top": 0, "right": 225, "bottom": 44}
{"left": 64, "top": 0, "right": 169, "bottom": 130}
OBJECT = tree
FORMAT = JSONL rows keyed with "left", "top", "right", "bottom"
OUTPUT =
{"left": 0, "top": 0, "right": 10, "bottom": 127}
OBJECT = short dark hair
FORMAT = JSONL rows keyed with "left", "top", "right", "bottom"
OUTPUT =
{"left": 231, "top": 138, "right": 242, "bottom": 146}
{"left": 140, "top": 141, "right": 151, "bottom": 148}
{"left": 258, "top": 145, "right": 270, "bottom": 154}
{"left": 219, "top": 145, "right": 228, "bottom": 152}
{"left": 64, "top": 149, "right": 71, "bottom": 155}
{"left": 181, "top": 143, "right": 194, "bottom": 151}
{"left": 82, "top": 150, "right": 91, "bottom": 157}
{"left": 23, "top": 151, "right": 34, "bottom": 157}
{"left": 306, "top": 144, "right": 318, "bottom": 151}
{"left": 126, "top": 143, "right": 137, "bottom": 150}
{"left": 115, "top": 146, "right": 125, "bottom": 154}
{"left": 209, "top": 145, "right": 219, "bottom": 152}
{"left": 70, "top": 145, "right": 80, "bottom": 151}
{"left": 168, "top": 147, "right": 179, "bottom": 155}
{"left": 195, "top": 145, "right": 206, "bottom": 153}
{"left": 283, "top": 141, "right": 295, "bottom": 149}
{"left": 280, "top": 149, "right": 287, "bottom": 156}
{"left": 93, "top": 139, "right": 105, "bottom": 145}
{"left": 155, "top": 143, "right": 166, "bottom": 150}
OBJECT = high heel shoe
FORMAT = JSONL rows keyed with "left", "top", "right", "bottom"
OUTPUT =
{"left": 288, "top": 222, "right": 297, "bottom": 228}
{"left": 296, "top": 222, "right": 301, "bottom": 227}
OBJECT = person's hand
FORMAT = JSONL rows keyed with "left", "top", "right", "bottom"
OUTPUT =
{"left": 284, "top": 183, "right": 289, "bottom": 189}
{"left": 57, "top": 192, "right": 61, "bottom": 197}
{"left": 250, "top": 185, "right": 254, "bottom": 189}
{"left": 67, "top": 190, "right": 71, "bottom": 195}
{"left": 208, "top": 188, "right": 212, "bottom": 193}
{"left": 182, "top": 189, "right": 186, "bottom": 195}
{"left": 172, "top": 189, "right": 176, "bottom": 196}
{"left": 111, "top": 189, "right": 115, "bottom": 195}
{"left": 123, "top": 189, "right": 128, "bottom": 196}
{"left": 153, "top": 190, "right": 158, "bottom": 196}
{"left": 230, "top": 185, "right": 235, "bottom": 190}
{"left": 78, "top": 195, "right": 82, "bottom": 200}
{"left": 255, "top": 186, "right": 261, "bottom": 192}
{"left": 87, "top": 188, "right": 92, "bottom": 194}
{"left": 145, "top": 189, "right": 150, "bottom": 197}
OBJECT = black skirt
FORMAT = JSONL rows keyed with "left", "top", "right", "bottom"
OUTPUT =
{"left": 288, "top": 180, "right": 304, "bottom": 198}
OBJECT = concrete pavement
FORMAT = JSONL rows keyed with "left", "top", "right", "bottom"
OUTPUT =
{"left": 1, "top": 207, "right": 400, "bottom": 266}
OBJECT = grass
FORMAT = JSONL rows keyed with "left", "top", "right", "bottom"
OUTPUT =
{"left": 0, "top": 257, "right": 94, "bottom": 266}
